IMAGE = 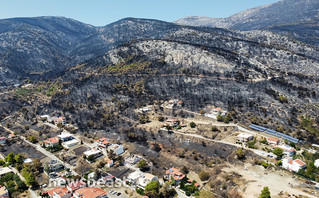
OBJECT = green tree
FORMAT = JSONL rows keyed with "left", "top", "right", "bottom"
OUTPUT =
{"left": 29, "top": 136, "right": 37, "bottom": 143}
{"left": 259, "top": 187, "right": 271, "bottom": 198}
{"left": 200, "top": 110, "right": 205, "bottom": 115}
{"left": 272, "top": 148, "right": 284, "bottom": 159}
{"left": 145, "top": 180, "right": 160, "bottom": 198}
{"left": 5, "top": 152, "right": 15, "bottom": 165}
{"left": 189, "top": 122, "right": 196, "bottom": 128}
{"left": 137, "top": 160, "right": 148, "bottom": 171}
{"left": 14, "top": 154, "right": 25, "bottom": 164}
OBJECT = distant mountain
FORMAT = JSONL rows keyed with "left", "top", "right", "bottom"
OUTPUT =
{"left": 175, "top": 0, "right": 319, "bottom": 46}
{"left": 0, "top": 16, "right": 97, "bottom": 84}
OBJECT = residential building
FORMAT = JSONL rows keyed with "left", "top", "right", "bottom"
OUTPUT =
{"left": 165, "top": 167, "right": 185, "bottom": 184}
{"left": 73, "top": 187, "right": 107, "bottom": 198}
{"left": 126, "top": 155, "right": 142, "bottom": 165}
{"left": 276, "top": 145, "right": 296, "bottom": 156}
{"left": 164, "top": 118, "right": 179, "bottom": 127}
{"left": 44, "top": 137, "right": 60, "bottom": 147}
{"left": 127, "top": 171, "right": 158, "bottom": 189}
{"left": 236, "top": 133, "right": 253, "bottom": 143}
{"left": 67, "top": 180, "right": 86, "bottom": 192}
{"left": 0, "top": 137, "right": 6, "bottom": 145}
{"left": 315, "top": 159, "right": 319, "bottom": 168}
{"left": 267, "top": 137, "right": 280, "bottom": 145}
{"left": 8, "top": 134, "right": 16, "bottom": 139}
{"left": 84, "top": 149, "right": 102, "bottom": 159}
{"left": 45, "top": 187, "right": 72, "bottom": 198}
{"left": 58, "top": 132, "right": 74, "bottom": 142}
{"left": 55, "top": 117, "right": 66, "bottom": 125}
{"left": 107, "top": 160, "right": 113, "bottom": 168}
{"left": 108, "top": 144, "right": 124, "bottom": 156}
{"left": 62, "top": 139, "right": 79, "bottom": 149}
{"left": 0, "top": 167, "right": 13, "bottom": 177}
{"left": 282, "top": 157, "right": 306, "bottom": 172}
{"left": 48, "top": 159, "right": 64, "bottom": 172}
{"left": 96, "top": 138, "right": 111, "bottom": 148}
{"left": 0, "top": 186, "right": 9, "bottom": 198}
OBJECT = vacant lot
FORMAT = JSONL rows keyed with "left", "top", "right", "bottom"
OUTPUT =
{"left": 0, "top": 139, "right": 46, "bottom": 159}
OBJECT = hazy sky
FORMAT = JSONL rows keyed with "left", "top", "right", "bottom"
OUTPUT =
{"left": 0, "top": 0, "right": 280, "bottom": 26}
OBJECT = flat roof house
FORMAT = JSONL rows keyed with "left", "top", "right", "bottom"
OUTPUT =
{"left": 108, "top": 144, "right": 124, "bottom": 156}
{"left": 0, "top": 185, "right": 9, "bottom": 198}
{"left": 236, "top": 133, "right": 253, "bottom": 143}
{"left": 275, "top": 145, "right": 296, "bottom": 156}
{"left": 267, "top": 137, "right": 280, "bottom": 145}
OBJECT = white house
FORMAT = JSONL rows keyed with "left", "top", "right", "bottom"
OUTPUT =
{"left": 62, "top": 139, "right": 79, "bottom": 149}
{"left": 127, "top": 171, "right": 158, "bottom": 188}
{"left": 236, "top": 133, "right": 253, "bottom": 143}
{"left": 58, "top": 132, "right": 74, "bottom": 142}
{"left": 84, "top": 149, "right": 102, "bottom": 159}
{"left": 0, "top": 167, "right": 13, "bottom": 177}
{"left": 108, "top": 144, "right": 124, "bottom": 156}
{"left": 282, "top": 157, "right": 306, "bottom": 172}
{"left": 315, "top": 159, "right": 319, "bottom": 168}
{"left": 48, "top": 159, "right": 64, "bottom": 172}
{"left": 276, "top": 145, "right": 296, "bottom": 156}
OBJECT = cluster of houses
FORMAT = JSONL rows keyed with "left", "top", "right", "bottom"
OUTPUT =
{"left": 162, "top": 99, "right": 183, "bottom": 109}
{"left": 45, "top": 181, "right": 108, "bottom": 198}
{"left": 43, "top": 132, "right": 80, "bottom": 149}
{"left": 83, "top": 137, "right": 124, "bottom": 163}
{"left": 40, "top": 115, "right": 67, "bottom": 125}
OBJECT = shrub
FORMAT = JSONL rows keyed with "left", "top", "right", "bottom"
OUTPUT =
{"left": 199, "top": 171, "right": 210, "bottom": 181}
{"left": 189, "top": 122, "right": 196, "bottom": 128}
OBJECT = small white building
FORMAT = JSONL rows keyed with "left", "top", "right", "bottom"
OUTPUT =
{"left": 58, "top": 132, "right": 74, "bottom": 142}
{"left": 236, "top": 133, "right": 253, "bottom": 143}
{"left": 315, "top": 159, "right": 319, "bottom": 168}
{"left": 48, "top": 159, "right": 64, "bottom": 172}
{"left": 0, "top": 186, "right": 9, "bottom": 198}
{"left": 127, "top": 171, "right": 158, "bottom": 189}
{"left": 267, "top": 137, "right": 280, "bottom": 145}
{"left": 108, "top": 144, "right": 124, "bottom": 156}
{"left": 0, "top": 167, "right": 13, "bottom": 177}
{"left": 276, "top": 145, "right": 296, "bottom": 156}
{"left": 62, "top": 139, "right": 79, "bottom": 149}
{"left": 282, "top": 157, "right": 306, "bottom": 172}
{"left": 84, "top": 149, "right": 102, "bottom": 159}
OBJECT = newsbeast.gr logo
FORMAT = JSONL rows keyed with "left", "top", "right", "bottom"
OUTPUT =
{"left": 48, "top": 178, "right": 130, "bottom": 188}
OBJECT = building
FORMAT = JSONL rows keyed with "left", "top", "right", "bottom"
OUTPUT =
{"left": 0, "top": 137, "right": 6, "bottom": 145}
{"left": 315, "top": 159, "right": 319, "bottom": 168}
{"left": 267, "top": 137, "right": 280, "bottom": 145}
{"left": 108, "top": 144, "right": 124, "bottom": 156}
{"left": 236, "top": 133, "right": 253, "bottom": 143}
{"left": 0, "top": 167, "right": 13, "bottom": 177}
{"left": 73, "top": 187, "right": 107, "bottom": 198}
{"left": 84, "top": 149, "right": 102, "bottom": 159}
{"left": 96, "top": 138, "right": 111, "bottom": 148}
{"left": 107, "top": 160, "right": 113, "bottom": 168}
{"left": 276, "top": 145, "right": 296, "bottom": 156}
{"left": 48, "top": 159, "right": 64, "bottom": 172}
{"left": 58, "top": 132, "right": 74, "bottom": 142}
{"left": 8, "top": 134, "right": 16, "bottom": 139}
{"left": 67, "top": 180, "right": 87, "bottom": 192}
{"left": 165, "top": 167, "right": 185, "bottom": 184}
{"left": 23, "top": 158, "right": 33, "bottom": 164}
{"left": 282, "top": 157, "right": 306, "bottom": 172}
{"left": 62, "top": 139, "right": 79, "bottom": 149}
{"left": 0, "top": 186, "right": 9, "bottom": 198}
{"left": 55, "top": 117, "right": 66, "bottom": 125}
{"left": 127, "top": 171, "right": 158, "bottom": 188}
{"left": 126, "top": 155, "right": 142, "bottom": 165}
{"left": 45, "top": 187, "right": 72, "bottom": 198}
{"left": 44, "top": 137, "right": 60, "bottom": 147}
{"left": 164, "top": 118, "right": 179, "bottom": 127}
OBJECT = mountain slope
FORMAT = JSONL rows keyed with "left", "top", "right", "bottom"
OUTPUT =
{"left": 175, "top": 0, "right": 319, "bottom": 46}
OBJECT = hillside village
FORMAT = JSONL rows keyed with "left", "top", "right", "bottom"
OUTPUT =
{"left": 0, "top": 96, "right": 318, "bottom": 198}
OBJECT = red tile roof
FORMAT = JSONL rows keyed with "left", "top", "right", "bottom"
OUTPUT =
{"left": 43, "top": 137, "right": 59, "bottom": 144}
{"left": 67, "top": 180, "right": 86, "bottom": 191}
{"left": 74, "top": 187, "right": 107, "bottom": 198}
{"left": 45, "top": 187, "right": 71, "bottom": 197}
{"left": 295, "top": 159, "right": 306, "bottom": 166}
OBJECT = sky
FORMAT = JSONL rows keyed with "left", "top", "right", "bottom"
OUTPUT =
{"left": 0, "top": 0, "right": 280, "bottom": 26}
